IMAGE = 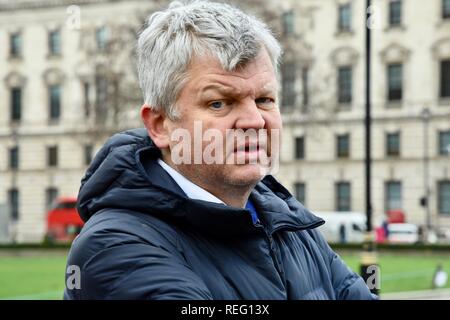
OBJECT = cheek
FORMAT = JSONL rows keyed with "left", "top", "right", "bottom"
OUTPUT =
{"left": 264, "top": 113, "right": 282, "bottom": 151}
{"left": 201, "top": 118, "right": 234, "bottom": 138}
{"left": 264, "top": 111, "right": 282, "bottom": 131}
{"left": 166, "top": 121, "right": 192, "bottom": 149}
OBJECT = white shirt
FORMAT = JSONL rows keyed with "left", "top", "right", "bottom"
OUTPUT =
{"left": 157, "top": 159, "right": 225, "bottom": 205}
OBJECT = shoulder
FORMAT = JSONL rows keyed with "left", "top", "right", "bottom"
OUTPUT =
{"left": 64, "top": 209, "right": 213, "bottom": 299}
{"left": 67, "top": 209, "right": 182, "bottom": 269}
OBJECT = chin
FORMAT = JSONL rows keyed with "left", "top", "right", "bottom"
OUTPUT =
{"left": 225, "top": 164, "right": 265, "bottom": 186}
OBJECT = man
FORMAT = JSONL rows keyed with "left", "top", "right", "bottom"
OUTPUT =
{"left": 64, "top": 0, "right": 377, "bottom": 300}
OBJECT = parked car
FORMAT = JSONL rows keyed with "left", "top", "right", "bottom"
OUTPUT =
{"left": 45, "top": 197, "right": 84, "bottom": 243}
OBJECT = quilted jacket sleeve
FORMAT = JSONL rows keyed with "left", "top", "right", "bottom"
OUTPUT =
{"left": 64, "top": 216, "right": 213, "bottom": 300}
{"left": 328, "top": 250, "right": 379, "bottom": 300}
{"left": 307, "top": 228, "right": 379, "bottom": 300}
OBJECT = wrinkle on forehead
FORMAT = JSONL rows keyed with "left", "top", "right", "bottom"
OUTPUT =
{"left": 197, "top": 80, "right": 277, "bottom": 101}
{"left": 187, "top": 53, "right": 278, "bottom": 100}
{"left": 182, "top": 51, "right": 278, "bottom": 103}
{"left": 189, "top": 48, "right": 275, "bottom": 77}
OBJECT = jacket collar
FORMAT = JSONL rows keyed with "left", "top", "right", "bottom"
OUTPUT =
{"left": 135, "top": 138, "right": 324, "bottom": 237}
{"left": 78, "top": 129, "right": 324, "bottom": 238}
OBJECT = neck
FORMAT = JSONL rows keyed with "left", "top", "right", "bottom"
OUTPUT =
{"left": 161, "top": 153, "right": 254, "bottom": 208}
{"left": 210, "top": 186, "right": 253, "bottom": 208}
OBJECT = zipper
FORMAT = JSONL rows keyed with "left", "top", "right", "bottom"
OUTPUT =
{"left": 254, "top": 222, "right": 286, "bottom": 287}
{"left": 271, "top": 220, "right": 325, "bottom": 234}
{"left": 251, "top": 219, "right": 325, "bottom": 297}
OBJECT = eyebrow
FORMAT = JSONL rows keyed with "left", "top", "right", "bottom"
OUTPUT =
{"left": 200, "top": 84, "right": 236, "bottom": 96}
{"left": 198, "top": 83, "right": 277, "bottom": 99}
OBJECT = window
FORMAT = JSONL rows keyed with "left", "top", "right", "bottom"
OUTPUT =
{"left": 338, "top": 4, "right": 351, "bottom": 32}
{"left": 336, "top": 182, "right": 351, "bottom": 211}
{"left": 83, "top": 82, "right": 90, "bottom": 117}
{"left": 294, "top": 182, "right": 306, "bottom": 205}
{"left": 8, "top": 189, "right": 19, "bottom": 221}
{"left": 386, "top": 132, "right": 400, "bottom": 156}
{"left": 10, "top": 32, "right": 21, "bottom": 57}
{"left": 9, "top": 146, "right": 19, "bottom": 170}
{"left": 95, "top": 75, "right": 109, "bottom": 124}
{"left": 48, "top": 30, "right": 61, "bottom": 55}
{"left": 336, "top": 134, "right": 350, "bottom": 158}
{"left": 443, "top": 0, "right": 450, "bottom": 19}
{"left": 385, "top": 181, "right": 402, "bottom": 212}
{"left": 438, "top": 181, "right": 450, "bottom": 214}
{"left": 440, "top": 60, "right": 450, "bottom": 98}
{"left": 84, "top": 144, "right": 93, "bottom": 165}
{"left": 302, "top": 67, "right": 309, "bottom": 110}
{"left": 46, "top": 187, "right": 58, "bottom": 210}
{"left": 388, "top": 63, "right": 403, "bottom": 101}
{"left": 11, "top": 87, "right": 22, "bottom": 121}
{"left": 338, "top": 66, "right": 352, "bottom": 104}
{"left": 281, "top": 61, "right": 296, "bottom": 108}
{"left": 439, "top": 131, "right": 450, "bottom": 155}
{"left": 95, "top": 75, "right": 108, "bottom": 110}
{"left": 294, "top": 136, "right": 304, "bottom": 159}
{"left": 389, "top": 0, "right": 402, "bottom": 26}
{"left": 47, "top": 146, "right": 58, "bottom": 167}
{"left": 49, "top": 85, "right": 61, "bottom": 120}
{"left": 282, "top": 11, "right": 295, "bottom": 35}
{"left": 96, "top": 26, "right": 108, "bottom": 50}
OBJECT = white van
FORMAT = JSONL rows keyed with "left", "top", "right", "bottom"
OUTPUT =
{"left": 387, "top": 223, "right": 419, "bottom": 244}
{"left": 313, "top": 211, "right": 367, "bottom": 244}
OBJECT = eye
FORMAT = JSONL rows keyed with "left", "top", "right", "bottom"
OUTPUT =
{"left": 255, "top": 97, "right": 275, "bottom": 108}
{"left": 209, "top": 101, "right": 224, "bottom": 110}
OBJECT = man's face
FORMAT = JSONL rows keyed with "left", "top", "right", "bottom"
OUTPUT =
{"left": 163, "top": 49, "right": 282, "bottom": 194}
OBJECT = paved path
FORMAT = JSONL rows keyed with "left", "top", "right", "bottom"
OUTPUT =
{"left": 382, "top": 288, "right": 450, "bottom": 300}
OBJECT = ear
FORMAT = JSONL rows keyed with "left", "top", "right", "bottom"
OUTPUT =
{"left": 140, "top": 104, "right": 170, "bottom": 149}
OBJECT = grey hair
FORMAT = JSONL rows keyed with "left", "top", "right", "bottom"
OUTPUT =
{"left": 137, "top": 0, "right": 282, "bottom": 120}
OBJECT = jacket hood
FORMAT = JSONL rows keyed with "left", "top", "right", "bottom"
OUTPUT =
{"left": 77, "top": 128, "right": 324, "bottom": 237}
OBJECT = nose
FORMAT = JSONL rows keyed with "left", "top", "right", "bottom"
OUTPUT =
{"left": 234, "top": 99, "right": 266, "bottom": 130}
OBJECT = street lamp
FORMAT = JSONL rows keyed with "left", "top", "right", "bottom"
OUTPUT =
{"left": 420, "top": 107, "right": 431, "bottom": 242}
{"left": 359, "top": 0, "right": 379, "bottom": 296}
{"left": 10, "top": 127, "right": 19, "bottom": 243}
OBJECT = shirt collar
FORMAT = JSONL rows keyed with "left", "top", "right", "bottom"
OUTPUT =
{"left": 157, "top": 159, "right": 225, "bottom": 205}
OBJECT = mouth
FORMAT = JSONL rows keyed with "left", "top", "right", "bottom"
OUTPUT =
{"left": 234, "top": 143, "right": 261, "bottom": 153}
{"left": 226, "top": 140, "right": 272, "bottom": 166}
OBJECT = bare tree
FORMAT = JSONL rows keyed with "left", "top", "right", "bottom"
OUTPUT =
{"left": 75, "top": 2, "right": 167, "bottom": 144}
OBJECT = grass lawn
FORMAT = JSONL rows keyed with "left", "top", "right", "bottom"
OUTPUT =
{"left": 339, "top": 252, "right": 450, "bottom": 293}
{"left": 0, "top": 251, "right": 449, "bottom": 299}
{"left": 0, "top": 255, "right": 67, "bottom": 300}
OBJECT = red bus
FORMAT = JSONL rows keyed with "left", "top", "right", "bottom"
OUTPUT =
{"left": 45, "top": 197, "right": 84, "bottom": 243}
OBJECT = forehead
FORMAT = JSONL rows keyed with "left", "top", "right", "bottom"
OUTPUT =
{"left": 186, "top": 50, "right": 278, "bottom": 96}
